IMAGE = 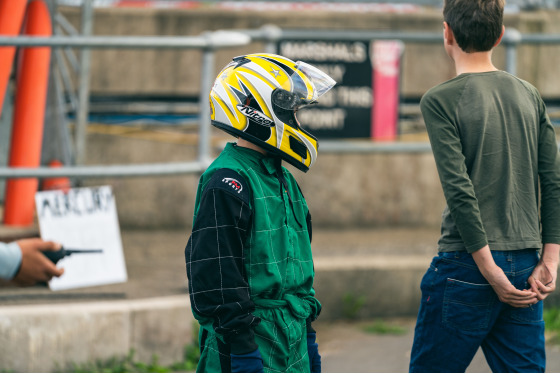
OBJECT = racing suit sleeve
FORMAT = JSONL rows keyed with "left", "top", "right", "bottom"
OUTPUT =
{"left": 305, "top": 210, "right": 322, "bottom": 322}
{"left": 185, "top": 168, "right": 260, "bottom": 355}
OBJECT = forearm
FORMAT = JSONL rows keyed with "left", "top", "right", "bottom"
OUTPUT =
{"left": 541, "top": 243, "right": 560, "bottom": 269}
{"left": 527, "top": 243, "right": 559, "bottom": 299}
{"left": 471, "top": 245, "right": 499, "bottom": 278}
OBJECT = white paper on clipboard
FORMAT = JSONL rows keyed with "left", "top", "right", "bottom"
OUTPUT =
{"left": 34, "top": 185, "right": 127, "bottom": 291}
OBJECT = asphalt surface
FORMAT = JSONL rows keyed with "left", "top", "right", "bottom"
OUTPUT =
{"left": 315, "top": 318, "right": 560, "bottom": 373}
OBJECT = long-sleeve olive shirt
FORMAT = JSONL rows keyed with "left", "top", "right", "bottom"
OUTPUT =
{"left": 421, "top": 70, "right": 560, "bottom": 253}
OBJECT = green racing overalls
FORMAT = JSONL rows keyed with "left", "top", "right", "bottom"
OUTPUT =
{"left": 185, "top": 142, "right": 321, "bottom": 373}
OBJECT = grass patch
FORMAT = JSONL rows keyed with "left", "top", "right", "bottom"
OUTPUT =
{"left": 62, "top": 323, "right": 200, "bottom": 373}
{"left": 544, "top": 308, "right": 560, "bottom": 345}
{"left": 362, "top": 319, "right": 408, "bottom": 335}
{"left": 66, "top": 345, "right": 199, "bottom": 373}
{"left": 341, "top": 293, "right": 366, "bottom": 320}
{"left": 544, "top": 308, "right": 560, "bottom": 332}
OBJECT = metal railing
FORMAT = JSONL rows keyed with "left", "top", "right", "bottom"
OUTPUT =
{"left": 1, "top": 23, "right": 560, "bottom": 179}
{"left": 240, "top": 25, "right": 560, "bottom": 77}
{"left": 0, "top": 28, "right": 251, "bottom": 179}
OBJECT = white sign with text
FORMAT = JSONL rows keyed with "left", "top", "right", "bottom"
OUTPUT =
{"left": 35, "top": 186, "right": 127, "bottom": 291}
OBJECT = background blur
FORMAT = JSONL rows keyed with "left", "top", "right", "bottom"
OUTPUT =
{"left": 2, "top": 0, "right": 560, "bottom": 372}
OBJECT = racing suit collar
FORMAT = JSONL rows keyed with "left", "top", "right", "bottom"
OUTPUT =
{"left": 229, "top": 142, "right": 279, "bottom": 176}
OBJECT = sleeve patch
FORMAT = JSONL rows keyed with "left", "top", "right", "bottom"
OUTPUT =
{"left": 204, "top": 168, "right": 251, "bottom": 204}
{"left": 222, "top": 177, "right": 243, "bottom": 193}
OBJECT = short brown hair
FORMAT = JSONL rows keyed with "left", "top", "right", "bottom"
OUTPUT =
{"left": 443, "top": 0, "right": 504, "bottom": 53}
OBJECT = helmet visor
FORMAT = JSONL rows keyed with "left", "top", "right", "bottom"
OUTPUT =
{"left": 274, "top": 61, "right": 336, "bottom": 110}
{"left": 296, "top": 61, "right": 336, "bottom": 99}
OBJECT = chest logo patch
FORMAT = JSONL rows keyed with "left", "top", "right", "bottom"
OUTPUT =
{"left": 222, "top": 177, "right": 243, "bottom": 193}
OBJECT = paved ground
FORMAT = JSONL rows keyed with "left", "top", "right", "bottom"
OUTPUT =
{"left": 315, "top": 318, "right": 560, "bottom": 373}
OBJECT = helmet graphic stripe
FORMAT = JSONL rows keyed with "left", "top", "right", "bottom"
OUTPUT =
{"left": 212, "top": 94, "right": 248, "bottom": 130}
{"left": 238, "top": 71, "right": 283, "bottom": 146}
{"left": 241, "top": 61, "right": 282, "bottom": 88}
{"left": 238, "top": 72, "right": 275, "bottom": 119}
{"left": 229, "top": 80, "right": 251, "bottom": 104}
{"left": 262, "top": 57, "right": 310, "bottom": 101}
{"left": 213, "top": 79, "right": 241, "bottom": 123}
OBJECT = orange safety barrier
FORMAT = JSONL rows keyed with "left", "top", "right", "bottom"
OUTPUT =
{"left": 0, "top": 0, "right": 28, "bottom": 114}
{"left": 3, "top": 0, "right": 52, "bottom": 226}
{"left": 41, "top": 160, "right": 71, "bottom": 192}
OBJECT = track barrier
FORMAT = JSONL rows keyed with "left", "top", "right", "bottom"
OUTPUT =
{"left": 3, "top": 0, "right": 52, "bottom": 226}
{"left": 0, "top": 0, "right": 27, "bottom": 114}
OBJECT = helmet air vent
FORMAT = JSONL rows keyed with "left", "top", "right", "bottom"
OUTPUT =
{"left": 289, "top": 136, "right": 308, "bottom": 160}
{"left": 232, "top": 56, "right": 251, "bottom": 69}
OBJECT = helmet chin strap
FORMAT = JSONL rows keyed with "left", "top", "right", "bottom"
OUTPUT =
{"left": 273, "top": 157, "right": 303, "bottom": 229}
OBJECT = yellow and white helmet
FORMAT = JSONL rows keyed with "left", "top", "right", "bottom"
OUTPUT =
{"left": 210, "top": 53, "right": 336, "bottom": 172}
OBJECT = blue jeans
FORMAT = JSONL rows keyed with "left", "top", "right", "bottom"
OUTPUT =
{"left": 409, "top": 250, "right": 545, "bottom": 373}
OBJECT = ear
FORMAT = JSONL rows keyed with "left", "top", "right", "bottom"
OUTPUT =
{"left": 443, "top": 21, "right": 454, "bottom": 46}
{"left": 494, "top": 25, "right": 505, "bottom": 47}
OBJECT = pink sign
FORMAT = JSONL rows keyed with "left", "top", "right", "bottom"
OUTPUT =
{"left": 371, "top": 41, "right": 403, "bottom": 141}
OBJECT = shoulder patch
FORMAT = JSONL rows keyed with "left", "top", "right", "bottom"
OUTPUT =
{"left": 204, "top": 168, "right": 251, "bottom": 204}
{"left": 222, "top": 176, "right": 244, "bottom": 193}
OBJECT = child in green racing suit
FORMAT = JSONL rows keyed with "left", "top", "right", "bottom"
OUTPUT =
{"left": 185, "top": 53, "right": 336, "bottom": 373}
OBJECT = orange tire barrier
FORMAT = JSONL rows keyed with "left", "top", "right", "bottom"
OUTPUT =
{"left": 3, "top": 0, "right": 52, "bottom": 226}
{"left": 41, "top": 160, "right": 71, "bottom": 192}
{"left": 0, "top": 0, "right": 28, "bottom": 114}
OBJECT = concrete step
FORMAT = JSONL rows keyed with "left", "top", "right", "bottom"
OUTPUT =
{"left": 315, "top": 255, "right": 429, "bottom": 320}
{"left": 0, "top": 296, "right": 194, "bottom": 372}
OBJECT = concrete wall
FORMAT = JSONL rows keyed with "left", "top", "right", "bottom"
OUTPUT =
{"left": 82, "top": 129, "right": 444, "bottom": 229}
{"left": 82, "top": 127, "right": 202, "bottom": 229}
{"left": 0, "top": 296, "right": 194, "bottom": 372}
{"left": 59, "top": 6, "right": 560, "bottom": 98}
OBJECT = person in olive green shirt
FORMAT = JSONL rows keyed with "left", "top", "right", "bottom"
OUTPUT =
{"left": 409, "top": 0, "right": 560, "bottom": 372}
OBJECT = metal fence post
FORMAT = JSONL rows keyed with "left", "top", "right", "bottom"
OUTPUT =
{"left": 261, "top": 24, "right": 282, "bottom": 54}
{"left": 198, "top": 33, "right": 215, "bottom": 168}
{"left": 43, "top": 0, "right": 73, "bottom": 168}
{"left": 503, "top": 28, "right": 522, "bottom": 76}
{"left": 75, "top": 0, "right": 93, "bottom": 166}
{"left": 195, "top": 31, "right": 251, "bottom": 168}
